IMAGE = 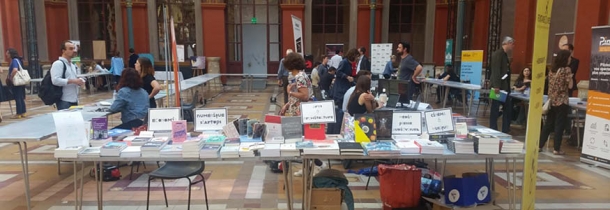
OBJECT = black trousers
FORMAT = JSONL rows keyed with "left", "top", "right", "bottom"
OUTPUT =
{"left": 539, "top": 104, "right": 570, "bottom": 151}
{"left": 489, "top": 95, "right": 512, "bottom": 133}
{"left": 114, "top": 119, "right": 144, "bottom": 130}
{"left": 281, "top": 76, "right": 289, "bottom": 104}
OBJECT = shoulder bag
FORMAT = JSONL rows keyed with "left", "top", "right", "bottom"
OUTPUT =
{"left": 12, "top": 59, "right": 31, "bottom": 86}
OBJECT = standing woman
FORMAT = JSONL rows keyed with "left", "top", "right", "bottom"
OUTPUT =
{"left": 5, "top": 48, "right": 27, "bottom": 119}
{"left": 135, "top": 57, "right": 161, "bottom": 108}
{"left": 110, "top": 51, "right": 125, "bottom": 87}
{"left": 280, "top": 52, "right": 312, "bottom": 116}
{"left": 539, "top": 50, "right": 573, "bottom": 155}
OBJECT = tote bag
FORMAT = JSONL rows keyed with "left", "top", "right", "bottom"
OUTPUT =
{"left": 12, "top": 59, "right": 31, "bottom": 86}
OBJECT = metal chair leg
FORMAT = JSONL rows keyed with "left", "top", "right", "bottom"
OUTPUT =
{"left": 146, "top": 177, "right": 151, "bottom": 210}
{"left": 365, "top": 162, "right": 375, "bottom": 190}
{"left": 186, "top": 177, "right": 192, "bottom": 210}
{"left": 161, "top": 179, "right": 168, "bottom": 207}
{"left": 199, "top": 174, "right": 209, "bottom": 210}
{"left": 327, "top": 160, "right": 331, "bottom": 169}
{"left": 130, "top": 164, "right": 135, "bottom": 180}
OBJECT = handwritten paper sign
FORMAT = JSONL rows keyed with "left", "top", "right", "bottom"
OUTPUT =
{"left": 194, "top": 108, "right": 228, "bottom": 131}
{"left": 424, "top": 109, "right": 454, "bottom": 134}
{"left": 53, "top": 112, "right": 88, "bottom": 148}
{"left": 300, "top": 100, "right": 336, "bottom": 124}
{"left": 148, "top": 108, "right": 181, "bottom": 131}
{"left": 391, "top": 111, "right": 423, "bottom": 135}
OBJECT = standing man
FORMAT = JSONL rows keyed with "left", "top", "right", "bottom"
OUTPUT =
{"left": 396, "top": 42, "right": 423, "bottom": 104}
{"left": 329, "top": 49, "right": 343, "bottom": 69}
{"left": 277, "top": 49, "right": 294, "bottom": 104}
{"left": 357, "top": 47, "right": 371, "bottom": 72}
{"left": 561, "top": 44, "right": 579, "bottom": 96}
{"left": 128, "top": 48, "right": 139, "bottom": 68}
{"left": 489, "top": 37, "right": 515, "bottom": 133}
{"left": 318, "top": 54, "right": 329, "bottom": 76}
{"left": 51, "top": 41, "right": 86, "bottom": 110}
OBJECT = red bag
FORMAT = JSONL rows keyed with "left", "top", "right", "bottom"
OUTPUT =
{"left": 132, "top": 124, "right": 148, "bottom": 136}
{"left": 378, "top": 164, "right": 422, "bottom": 209}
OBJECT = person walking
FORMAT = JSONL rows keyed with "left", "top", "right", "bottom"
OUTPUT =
{"left": 5, "top": 48, "right": 27, "bottom": 118}
{"left": 489, "top": 37, "right": 515, "bottom": 133}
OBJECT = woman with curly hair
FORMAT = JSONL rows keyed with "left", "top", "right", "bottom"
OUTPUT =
{"left": 109, "top": 68, "right": 150, "bottom": 129}
{"left": 279, "top": 52, "right": 312, "bottom": 116}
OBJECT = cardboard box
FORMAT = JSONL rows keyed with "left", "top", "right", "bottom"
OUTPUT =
{"left": 312, "top": 188, "right": 342, "bottom": 205}
{"left": 424, "top": 193, "right": 500, "bottom": 210}
{"left": 443, "top": 173, "right": 491, "bottom": 206}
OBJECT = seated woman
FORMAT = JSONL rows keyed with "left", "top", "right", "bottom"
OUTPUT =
{"left": 347, "top": 76, "right": 381, "bottom": 116}
{"left": 382, "top": 55, "right": 397, "bottom": 79}
{"left": 109, "top": 68, "right": 150, "bottom": 129}
{"left": 512, "top": 67, "right": 532, "bottom": 125}
{"left": 436, "top": 65, "right": 461, "bottom": 104}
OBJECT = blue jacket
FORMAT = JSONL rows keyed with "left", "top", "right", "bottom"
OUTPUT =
{"left": 110, "top": 57, "right": 125, "bottom": 76}
{"left": 110, "top": 87, "right": 150, "bottom": 123}
{"left": 332, "top": 59, "right": 354, "bottom": 101}
{"left": 382, "top": 61, "right": 393, "bottom": 78}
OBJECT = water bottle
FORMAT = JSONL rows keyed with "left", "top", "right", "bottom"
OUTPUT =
{"left": 379, "top": 88, "right": 388, "bottom": 107}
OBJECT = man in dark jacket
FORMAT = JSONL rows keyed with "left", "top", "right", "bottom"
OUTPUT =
{"left": 489, "top": 36, "right": 515, "bottom": 133}
{"left": 561, "top": 43, "right": 579, "bottom": 96}
{"left": 357, "top": 47, "right": 371, "bottom": 72}
{"left": 332, "top": 49, "right": 359, "bottom": 107}
{"left": 128, "top": 48, "right": 139, "bottom": 68}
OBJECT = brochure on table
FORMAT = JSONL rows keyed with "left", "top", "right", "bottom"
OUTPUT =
{"left": 194, "top": 108, "right": 228, "bottom": 132}
{"left": 148, "top": 108, "right": 182, "bottom": 132}
{"left": 581, "top": 26, "right": 610, "bottom": 168}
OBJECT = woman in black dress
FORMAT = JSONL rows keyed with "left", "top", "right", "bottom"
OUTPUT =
{"left": 134, "top": 57, "right": 161, "bottom": 108}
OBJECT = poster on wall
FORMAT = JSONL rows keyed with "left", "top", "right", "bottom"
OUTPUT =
{"left": 553, "top": 32, "right": 574, "bottom": 57}
{"left": 460, "top": 50, "right": 483, "bottom": 100}
{"left": 69, "top": 40, "right": 81, "bottom": 65}
{"left": 371, "top": 43, "right": 393, "bottom": 75}
{"left": 291, "top": 15, "right": 303, "bottom": 55}
{"left": 325, "top": 44, "right": 344, "bottom": 59}
{"left": 176, "top": 45, "right": 185, "bottom": 62}
{"left": 581, "top": 26, "right": 610, "bottom": 169}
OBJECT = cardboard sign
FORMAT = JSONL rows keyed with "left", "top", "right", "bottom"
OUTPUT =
{"left": 392, "top": 111, "right": 423, "bottom": 135}
{"left": 194, "top": 108, "right": 228, "bottom": 131}
{"left": 300, "top": 100, "right": 336, "bottom": 124}
{"left": 424, "top": 109, "right": 454, "bottom": 134}
{"left": 148, "top": 108, "right": 181, "bottom": 131}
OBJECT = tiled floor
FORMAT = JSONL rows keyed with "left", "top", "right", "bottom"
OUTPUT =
{"left": 1, "top": 81, "right": 609, "bottom": 210}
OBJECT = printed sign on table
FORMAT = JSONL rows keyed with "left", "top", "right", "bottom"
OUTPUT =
{"left": 53, "top": 112, "right": 88, "bottom": 148}
{"left": 581, "top": 26, "right": 610, "bottom": 169}
{"left": 371, "top": 43, "right": 393, "bottom": 75}
{"left": 300, "top": 100, "right": 336, "bottom": 124}
{"left": 460, "top": 50, "right": 483, "bottom": 100}
{"left": 391, "top": 111, "right": 422, "bottom": 135}
{"left": 148, "top": 108, "right": 181, "bottom": 131}
{"left": 194, "top": 108, "right": 228, "bottom": 131}
{"left": 424, "top": 109, "right": 454, "bottom": 134}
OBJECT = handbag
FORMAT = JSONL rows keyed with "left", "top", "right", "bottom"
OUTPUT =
{"left": 542, "top": 68, "right": 563, "bottom": 115}
{"left": 12, "top": 60, "right": 31, "bottom": 86}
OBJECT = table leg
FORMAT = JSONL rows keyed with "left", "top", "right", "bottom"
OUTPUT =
{"left": 442, "top": 86, "right": 450, "bottom": 108}
{"left": 106, "top": 75, "right": 112, "bottom": 91}
{"left": 512, "top": 158, "right": 517, "bottom": 210}
{"left": 575, "top": 109, "right": 581, "bottom": 149}
{"left": 98, "top": 161, "right": 104, "bottom": 210}
{"left": 282, "top": 161, "right": 293, "bottom": 210}
{"left": 490, "top": 158, "right": 496, "bottom": 205}
{"left": 468, "top": 91, "right": 475, "bottom": 117}
{"left": 16, "top": 142, "right": 31, "bottom": 210}
{"left": 79, "top": 162, "right": 84, "bottom": 210}
{"left": 462, "top": 89, "right": 467, "bottom": 115}
{"left": 505, "top": 159, "right": 512, "bottom": 210}
{"left": 73, "top": 162, "right": 78, "bottom": 210}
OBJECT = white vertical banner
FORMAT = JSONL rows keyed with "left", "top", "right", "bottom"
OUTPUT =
{"left": 371, "top": 43, "right": 393, "bottom": 75}
{"left": 291, "top": 15, "right": 303, "bottom": 55}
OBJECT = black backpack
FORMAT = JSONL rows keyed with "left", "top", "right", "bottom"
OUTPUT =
{"left": 38, "top": 62, "right": 66, "bottom": 105}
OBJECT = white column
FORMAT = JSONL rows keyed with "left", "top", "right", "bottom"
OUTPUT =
{"left": 349, "top": 1, "right": 358, "bottom": 49}
{"left": 194, "top": 0, "right": 204, "bottom": 55}
{"left": 381, "top": 0, "right": 390, "bottom": 42}
{"left": 68, "top": 0, "right": 79, "bottom": 40}
{"left": 305, "top": 0, "right": 312, "bottom": 55}
{"left": 148, "top": 1, "right": 159, "bottom": 60}
{"left": 114, "top": 0, "right": 125, "bottom": 56}
{"left": 35, "top": 0, "right": 48, "bottom": 61}
{"left": 424, "top": 0, "right": 436, "bottom": 63}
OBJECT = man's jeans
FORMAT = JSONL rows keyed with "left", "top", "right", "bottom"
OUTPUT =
{"left": 56, "top": 100, "right": 78, "bottom": 110}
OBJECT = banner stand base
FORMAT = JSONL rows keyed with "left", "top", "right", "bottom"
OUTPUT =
{"left": 580, "top": 158, "right": 610, "bottom": 170}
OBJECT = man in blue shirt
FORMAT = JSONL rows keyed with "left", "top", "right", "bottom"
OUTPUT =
{"left": 396, "top": 42, "right": 422, "bottom": 104}
{"left": 277, "top": 49, "right": 293, "bottom": 104}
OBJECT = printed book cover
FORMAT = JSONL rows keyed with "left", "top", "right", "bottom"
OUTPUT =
{"left": 304, "top": 124, "right": 326, "bottom": 140}
{"left": 374, "top": 110, "right": 393, "bottom": 140}
{"left": 171, "top": 120, "right": 188, "bottom": 144}
{"left": 354, "top": 114, "right": 377, "bottom": 143}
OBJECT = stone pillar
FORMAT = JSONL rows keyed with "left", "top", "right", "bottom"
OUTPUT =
{"left": 194, "top": 0, "right": 204, "bottom": 56}
{"left": 207, "top": 57, "right": 222, "bottom": 89}
{"left": 423, "top": 0, "right": 436, "bottom": 63}
{"left": 68, "top": 0, "right": 79, "bottom": 40}
{"left": 114, "top": 0, "right": 125, "bottom": 56}
{"left": 381, "top": 0, "right": 390, "bottom": 43}
{"left": 126, "top": 0, "right": 134, "bottom": 49}
{"left": 34, "top": 0, "right": 48, "bottom": 62}
{"left": 349, "top": 1, "right": 358, "bottom": 49}
{"left": 304, "top": 0, "right": 312, "bottom": 55}
{"left": 147, "top": 0, "right": 159, "bottom": 60}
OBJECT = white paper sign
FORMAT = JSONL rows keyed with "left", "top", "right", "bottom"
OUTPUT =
{"left": 194, "top": 108, "right": 228, "bottom": 131}
{"left": 300, "top": 100, "right": 336, "bottom": 124}
{"left": 176, "top": 45, "right": 185, "bottom": 62}
{"left": 371, "top": 43, "right": 393, "bottom": 75}
{"left": 53, "top": 112, "right": 88, "bottom": 148}
{"left": 424, "top": 109, "right": 454, "bottom": 134}
{"left": 391, "top": 111, "right": 422, "bottom": 135}
{"left": 148, "top": 108, "right": 181, "bottom": 131}
{"left": 291, "top": 15, "right": 304, "bottom": 55}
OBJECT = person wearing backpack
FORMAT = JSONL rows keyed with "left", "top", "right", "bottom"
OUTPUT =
{"left": 50, "top": 41, "right": 85, "bottom": 110}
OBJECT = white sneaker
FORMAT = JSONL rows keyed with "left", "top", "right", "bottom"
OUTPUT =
{"left": 293, "top": 169, "right": 303, "bottom": 177}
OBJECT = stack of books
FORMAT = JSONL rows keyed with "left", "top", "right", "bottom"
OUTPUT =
{"left": 90, "top": 138, "right": 112, "bottom": 147}
{"left": 338, "top": 142, "right": 364, "bottom": 156}
{"left": 414, "top": 140, "right": 444, "bottom": 154}
{"left": 447, "top": 138, "right": 475, "bottom": 154}
{"left": 123, "top": 136, "right": 151, "bottom": 146}
{"left": 200, "top": 144, "right": 221, "bottom": 158}
{"left": 54, "top": 146, "right": 85, "bottom": 158}
{"left": 120, "top": 146, "right": 141, "bottom": 157}
{"left": 239, "top": 143, "right": 257, "bottom": 157}
{"left": 362, "top": 142, "right": 400, "bottom": 156}
{"left": 204, "top": 135, "right": 226, "bottom": 146}
{"left": 224, "top": 138, "right": 241, "bottom": 147}
{"left": 302, "top": 140, "right": 340, "bottom": 156}
{"left": 500, "top": 140, "right": 524, "bottom": 154}
{"left": 260, "top": 143, "right": 281, "bottom": 157}
{"left": 183, "top": 137, "right": 206, "bottom": 158}
{"left": 141, "top": 140, "right": 169, "bottom": 157}
{"left": 267, "top": 136, "right": 285, "bottom": 144}
{"left": 100, "top": 142, "right": 127, "bottom": 157}
{"left": 160, "top": 144, "right": 183, "bottom": 158}
{"left": 79, "top": 147, "right": 101, "bottom": 157}
{"left": 108, "top": 128, "right": 134, "bottom": 140}
{"left": 428, "top": 132, "right": 455, "bottom": 144}
{"left": 454, "top": 116, "right": 477, "bottom": 126}
{"left": 220, "top": 145, "right": 240, "bottom": 158}
{"left": 395, "top": 140, "right": 420, "bottom": 155}
{"left": 473, "top": 135, "right": 500, "bottom": 154}
{"left": 280, "top": 143, "right": 300, "bottom": 157}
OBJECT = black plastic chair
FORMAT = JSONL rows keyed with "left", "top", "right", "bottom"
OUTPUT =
{"left": 146, "top": 161, "right": 209, "bottom": 210}
{"left": 181, "top": 90, "right": 199, "bottom": 122}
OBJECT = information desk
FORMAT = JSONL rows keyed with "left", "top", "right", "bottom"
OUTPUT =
{"left": 422, "top": 79, "right": 481, "bottom": 116}
{"left": 0, "top": 111, "right": 108, "bottom": 210}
